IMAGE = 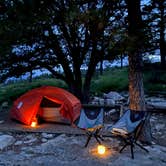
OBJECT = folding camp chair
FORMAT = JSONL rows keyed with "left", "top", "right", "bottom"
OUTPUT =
{"left": 76, "top": 106, "right": 104, "bottom": 147}
{"left": 109, "top": 109, "right": 149, "bottom": 159}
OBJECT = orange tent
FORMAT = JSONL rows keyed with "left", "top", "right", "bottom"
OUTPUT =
{"left": 10, "top": 86, "right": 81, "bottom": 125}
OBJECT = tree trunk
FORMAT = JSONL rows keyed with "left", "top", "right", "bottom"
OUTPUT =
{"left": 83, "top": 56, "right": 98, "bottom": 103}
{"left": 68, "top": 82, "right": 83, "bottom": 101}
{"left": 82, "top": 68, "right": 95, "bottom": 103}
{"left": 29, "top": 70, "right": 32, "bottom": 83}
{"left": 120, "top": 54, "right": 123, "bottom": 68}
{"left": 72, "top": 48, "right": 83, "bottom": 100}
{"left": 128, "top": 52, "right": 152, "bottom": 144}
{"left": 99, "top": 60, "right": 103, "bottom": 75}
{"left": 126, "top": 0, "right": 152, "bottom": 143}
{"left": 128, "top": 53, "right": 145, "bottom": 110}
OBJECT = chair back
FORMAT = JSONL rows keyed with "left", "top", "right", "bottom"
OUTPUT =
{"left": 76, "top": 107, "right": 104, "bottom": 129}
{"left": 111, "top": 109, "right": 146, "bottom": 134}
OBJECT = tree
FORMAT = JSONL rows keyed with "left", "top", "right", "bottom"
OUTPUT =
{"left": 154, "top": 0, "right": 166, "bottom": 68}
{"left": 0, "top": 0, "right": 126, "bottom": 102}
{"left": 125, "top": 0, "right": 152, "bottom": 143}
{"left": 142, "top": 0, "right": 166, "bottom": 68}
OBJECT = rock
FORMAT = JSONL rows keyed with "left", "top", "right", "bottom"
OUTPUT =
{"left": 99, "top": 98, "right": 105, "bottom": 105}
{"left": 146, "top": 97, "right": 165, "bottom": 102}
{"left": 90, "top": 101, "right": 98, "bottom": 105}
{"left": 51, "top": 134, "right": 67, "bottom": 143}
{"left": 146, "top": 97, "right": 166, "bottom": 110}
{"left": 104, "top": 91, "right": 125, "bottom": 101}
{"left": 150, "top": 118, "right": 156, "bottom": 123}
{"left": 151, "top": 141, "right": 156, "bottom": 145}
{"left": 90, "top": 97, "right": 115, "bottom": 106}
{"left": 155, "top": 124, "right": 165, "bottom": 131}
{"left": 1, "top": 101, "right": 8, "bottom": 108}
{"left": 23, "top": 137, "right": 37, "bottom": 144}
{"left": 107, "top": 109, "right": 117, "bottom": 115}
{"left": 157, "top": 132, "right": 162, "bottom": 135}
{"left": 105, "top": 99, "right": 115, "bottom": 106}
{"left": 0, "top": 135, "right": 15, "bottom": 150}
{"left": 0, "top": 120, "right": 4, "bottom": 124}
{"left": 23, "top": 134, "right": 37, "bottom": 144}
{"left": 89, "top": 97, "right": 100, "bottom": 105}
{"left": 147, "top": 101, "right": 166, "bottom": 110}
{"left": 41, "top": 133, "right": 54, "bottom": 139}
{"left": 40, "top": 134, "right": 67, "bottom": 148}
{"left": 148, "top": 145, "right": 166, "bottom": 153}
{"left": 14, "top": 140, "right": 23, "bottom": 146}
{"left": 24, "top": 134, "right": 34, "bottom": 140}
{"left": 93, "top": 97, "right": 100, "bottom": 101}
{"left": 41, "top": 138, "right": 48, "bottom": 143}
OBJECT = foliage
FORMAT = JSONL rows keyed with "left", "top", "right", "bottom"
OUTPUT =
{"left": 0, "top": 78, "right": 66, "bottom": 104}
{"left": 91, "top": 68, "right": 128, "bottom": 95}
{"left": 142, "top": 0, "right": 166, "bottom": 67}
{"left": 0, "top": 0, "right": 127, "bottom": 101}
{"left": 1, "top": 65, "right": 165, "bottom": 104}
{"left": 143, "top": 63, "right": 166, "bottom": 93}
{"left": 0, "top": 0, "right": 165, "bottom": 102}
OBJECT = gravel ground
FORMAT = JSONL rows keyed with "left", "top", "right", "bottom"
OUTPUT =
{"left": 0, "top": 108, "right": 165, "bottom": 166}
{"left": 150, "top": 113, "right": 166, "bottom": 146}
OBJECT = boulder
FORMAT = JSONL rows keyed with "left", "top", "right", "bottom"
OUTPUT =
{"left": 147, "top": 101, "right": 166, "bottom": 110}
{"left": 146, "top": 97, "right": 166, "bottom": 102}
{"left": 90, "top": 98, "right": 116, "bottom": 106}
{"left": 1, "top": 101, "right": 8, "bottom": 109}
{"left": 103, "top": 91, "right": 125, "bottom": 102}
{"left": 104, "top": 99, "right": 116, "bottom": 106}
{"left": 0, "top": 135, "right": 15, "bottom": 150}
{"left": 41, "top": 133, "right": 54, "bottom": 139}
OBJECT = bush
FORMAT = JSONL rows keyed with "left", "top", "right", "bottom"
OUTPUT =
{"left": 91, "top": 68, "right": 128, "bottom": 95}
{"left": 0, "top": 65, "right": 165, "bottom": 104}
{"left": 0, "top": 78, "right": 67, "bottom": 104}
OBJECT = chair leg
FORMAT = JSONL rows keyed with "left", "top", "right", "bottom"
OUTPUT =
{"left": 135, "top": 142, "right": 149, "bottom": 153}
{"left": 119, "top": 143, "right": 128, "bottom": 153}
{"left": 97, "top": 135, "right": 104, "bottom": 141}
{"left": 130, "top": 144, "right": 134, "bottom": 159}
{"left": 119, "top": 143, "right": 135, "bottom": 159}
{"left": 85, "top": 135, "right": 92, "bottom": 147}
{"left": 85, "top": 128, "right": 103, "bottom": 147}
{"left": 119, "top": 141, "right": 148, "bottom": 159}
{"left": 94, "top": 135, "right": 101, "bottom": 144}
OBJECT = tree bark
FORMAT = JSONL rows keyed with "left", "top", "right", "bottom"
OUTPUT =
{"left": 83, "top": 59, "right": 98, "bottom": 103}
{"left": 99, "top": 60, "right": 103, "bottom": 75}
{"left": 120, "top": 54, "right": 123, "bottom": 68}
{"left": 29, "top": 70, "right": 32, "bottom": 83}
{"left": 128, "top": 52, "right": 146, "bottom": 110}
{"left": 126, "top": 0, "right": 152, "bottom": 143}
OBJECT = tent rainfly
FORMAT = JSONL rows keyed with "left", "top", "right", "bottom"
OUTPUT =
{"left": 10, "top": 86, "right": 81, "bottom": 125}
